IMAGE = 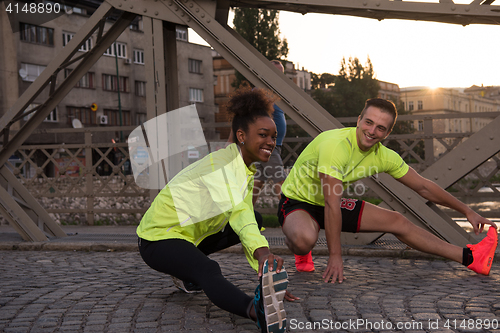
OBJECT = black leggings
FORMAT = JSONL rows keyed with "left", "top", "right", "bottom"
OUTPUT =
{"left": 139, "top": 211, "right": 263, "bottom": 319}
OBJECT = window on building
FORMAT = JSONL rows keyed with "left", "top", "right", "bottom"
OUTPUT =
{"left": 408, "top": 101, "right": 414, "bottom": 111}
{"left": 189, "top": 88, "right": 203, "bottom": 102}
{"left": 64, "top": 5, "right": 86, "bottom": 14}
{"left": 62, "top": 32, "right": 92, "bottom": 51}
{"left": 103, "top": 109, "right": 131, "bottom": 126}
{"left": 103, "top": 42, "right": 127, "bottom": 58}
{"left": 417, "top": 100, "right": 423, "bottom": 110}
{"left": 133, "top": 49, "right": 144, "bottom": 64}
{"left": 176, "top": 27, "right": 187, "bottom": 41}
{"left": 417, "top": 120, "right": 424, "bottom": 132}
{"left": 20, "top": 23, "right": 54, "bottom": 46}
{"left": 23, "top": 104, "right": 58, "bottom": 122}
{"left": 102, "top": 74, "right": 128, "bottom": 92}
{"left": 188, "top": 59, "right": 202, "bottom": 74}
{"left": 64, "top": 69, "right": 95, "bottom": 88}
{"left": 67, "top": 107, "right": 96, "bottom": 125}
{"left": 136, "top": 113, "right": 147, "bottom": 125}
{"left": 135, "top": 81, "right": 146, "bottom": 97}
{"left": 19, "top": 63, "right": 46, "bottom": 82}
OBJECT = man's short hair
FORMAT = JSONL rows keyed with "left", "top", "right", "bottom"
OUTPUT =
{"left": 360, "top": 98, "right": 398, "bottom": 131}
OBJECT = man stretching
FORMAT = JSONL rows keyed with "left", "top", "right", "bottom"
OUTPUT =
{"left": 279, "top": 98, "right": 498, "bottom": 283}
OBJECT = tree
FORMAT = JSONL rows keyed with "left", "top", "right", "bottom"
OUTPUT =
{"left": 331, "top": 57, "right": 380, "bottom": 118}
{"left": 311, "top": 73, "right": 336, "bottom": 90}
{"left": 311, "top": 57, "right": 380, "bottom": 119}
{"left": 232, "top": 8, "right": 288, "bottom": 88}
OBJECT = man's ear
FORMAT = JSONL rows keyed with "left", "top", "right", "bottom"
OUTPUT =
{"left": 356, "top": 115, "right": 362, "bottom": 128}
{"left": 383, "top": 128, "right": 393, "bottom": 139}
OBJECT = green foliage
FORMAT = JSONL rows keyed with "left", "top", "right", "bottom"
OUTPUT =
{"left": 311, "top": 73, "right": 336, "bottom": 90}
{"left": 232, "top": 8, "right": 288, "bottom": 88}
{"left": 262, "top": 214, "right": 280, "bottom": 228}
{"left": 310, "top": 57, "right": 380, "bottom": 119}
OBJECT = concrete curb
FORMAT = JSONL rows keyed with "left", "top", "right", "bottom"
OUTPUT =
{"left": 1, "top": 240, "right": 498, "bottom": 263}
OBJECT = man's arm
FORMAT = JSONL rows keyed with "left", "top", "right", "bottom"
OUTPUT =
{"left": 397, "top": 167, "right": 497, "bottom": 234}
{"left": 319, "top": 173, "right": 344, "bottom": 283}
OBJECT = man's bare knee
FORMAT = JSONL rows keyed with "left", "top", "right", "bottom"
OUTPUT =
{"left": 285, "top": 233, "right": 316, "bottom": 255}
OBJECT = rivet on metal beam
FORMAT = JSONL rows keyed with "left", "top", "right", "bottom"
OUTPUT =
{"left": 189, "top": 3, "right": 193, "bottom": 7}
{"left": 207, "top": 18, "right": 211, "bottom": 23}
{"left": 389, "top": 198, "right": 393, "bottom": 202}
{"left": 187, "top": 17, "right": 190, "bottom": 22}
{"left": 434, "top": 176, "right": 438, "bottom": 180}
{"left": 462, "top": 156, "right": 466, "bottom": 160}
{"left": 363, "top": 1, "right": 367, "bottom": 5}
{"left": 448, "top": 166, "right": 452, "bottom": 170}
{"left": 451, "top": 6, "right": 456, "bottom": 11}
{"left": 196, "top": 8, "right": 200, "bottom": 13}
{"left": 174, "top": 6, "right": 178, "bottom": 11}
{"left": 144, "top": 8, "right": 147, "bottom": 12}
{"left": 376, "top": 2, "right": 380, "bottom": 6}
{"left": 407, "top": 196, "right": 411, "bottom": 200}
{"left": 181, "top": 12, "right": 185, "bottom": 16}
{"left": 155, "top": 11, "right": 159, "bottom": 15}
{"left": 475, "top": 146, "right": 480, "bottom": 150}
{"left": 130, "top": 5, "right": 133, "bottom": 9}
{"left": 201, "top": 13, "right": 205, "bottom": 17}
{"left": 402, "top": 209, "right": 407, "bottom": 214}
{"left": 118, "top": 3, "right": 122, "bottom": 7}
{"left": 168, "top": 1, "right": 173, "bottom": 5}
{"left": 490, "top": 136, "right": 495, "bottom": 140}
{"left": 465, "top": 7, "right": 470, "bottom": 12}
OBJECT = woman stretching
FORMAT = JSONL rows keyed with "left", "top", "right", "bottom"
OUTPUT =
{"left": 137, "top": 87, "right": 295, "bottom": 333}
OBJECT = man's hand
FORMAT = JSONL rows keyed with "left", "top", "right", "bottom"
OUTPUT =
{"left": 323, "top": 253, "right": 344, "bottom": 283}
{"left": 466, "top": 210, "right": 498, "bottom": 235}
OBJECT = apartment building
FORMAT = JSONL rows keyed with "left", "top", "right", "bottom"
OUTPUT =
{"left": 212, "top": 51, "right": 312, "bottom": 140}
{"left": 400, "top": 86, "right": 500, "bottom": 156}
{"left": 0, "top": 3, "right": 217, "bottom": 145}
{"left": 377, "top": 80, "right": 400, "bottom": 102}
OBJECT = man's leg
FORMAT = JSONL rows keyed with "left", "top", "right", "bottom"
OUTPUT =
{"left": 359, "top": 202, "right": 463, "bottom": 262}
{"left": 281, "top": 210, "right": 319, "bottom": 255}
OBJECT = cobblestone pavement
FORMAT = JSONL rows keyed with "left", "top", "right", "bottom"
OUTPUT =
{"left": 1, "top": 251, "right": 500, "bottom": 333}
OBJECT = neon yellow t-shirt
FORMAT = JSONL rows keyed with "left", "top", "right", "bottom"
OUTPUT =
{"left": 282, "top": 127, "right": 409, "bottom": 206}
{"left": 137, "top": 143, "right": 268, "bottom": 271}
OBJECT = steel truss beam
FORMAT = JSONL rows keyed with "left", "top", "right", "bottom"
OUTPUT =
{"left": 1, "top": 0, "right": 499, "bottom": 244}
{"left": 229, "top": 0, "right": 500, "bottom": 26}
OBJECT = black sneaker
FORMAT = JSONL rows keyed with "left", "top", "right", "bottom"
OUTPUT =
{"left": 171, "top": 276, "right": 203, "bottom": 293}
{"left": 254, "top": 259, "right": 288, "bottom": 333}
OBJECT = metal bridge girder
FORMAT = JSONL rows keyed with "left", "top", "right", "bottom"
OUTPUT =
{"left": 230, "top": 0, "right": 500, "bottom": 26}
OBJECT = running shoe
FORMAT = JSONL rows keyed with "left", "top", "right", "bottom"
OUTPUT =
{"left": 254, "top": 259, "right": 288, "bottom": 333}
{"left": 467, "top": 226, "right": 498, "bottom": 275}
{"left": 171, "top": 276, "right": 203, "bottom": 293}
{"left": 295, "top": 251, "right": 315, "bottom": 272}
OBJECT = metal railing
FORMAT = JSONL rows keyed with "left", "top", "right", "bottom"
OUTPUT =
{"left": 2, "top": 112, "right": 500, "bottom": 225}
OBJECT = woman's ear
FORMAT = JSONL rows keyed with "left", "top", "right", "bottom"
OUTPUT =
{"left": 236, "top": 129, "right": 246, "bottom": 145}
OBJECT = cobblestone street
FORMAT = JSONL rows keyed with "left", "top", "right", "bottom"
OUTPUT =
{"left": 1, "top": 251, "right": 499, "bottom": 332}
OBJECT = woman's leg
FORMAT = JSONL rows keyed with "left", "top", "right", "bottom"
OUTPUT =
{"left": 139, "top": 238, "right": 253, "bottom": 318}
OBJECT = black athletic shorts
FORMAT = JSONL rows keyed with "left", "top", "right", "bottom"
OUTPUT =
{"left": 277, "top": 194, "right": 365, "bottom": 233}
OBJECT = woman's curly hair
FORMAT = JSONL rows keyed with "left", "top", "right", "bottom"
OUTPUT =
{"left": 226, "top": 85, "right": 277, "bottom": 143}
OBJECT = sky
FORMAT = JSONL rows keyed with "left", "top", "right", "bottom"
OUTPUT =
{"left": 189, "top": 3, "right": 500, "bottom": 89}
